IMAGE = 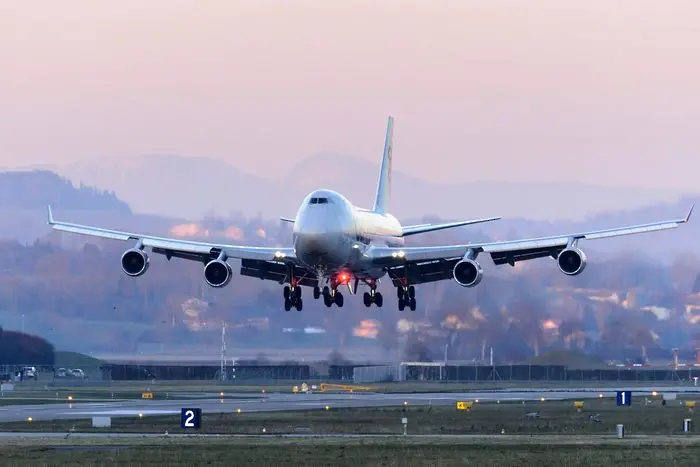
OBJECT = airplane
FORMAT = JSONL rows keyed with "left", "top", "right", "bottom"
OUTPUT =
{"left": 46, "top": 116, "right": 694, "bottom": 312}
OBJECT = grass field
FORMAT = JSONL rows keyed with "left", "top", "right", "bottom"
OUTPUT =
{"left": 4, "top": 399, "right": 700, "bottom": 465}
{"left": 1, "top": 436, "right": 700, "bottom": 466}
{"left": 2, "top": 396, "right": 699, "bottom": 435}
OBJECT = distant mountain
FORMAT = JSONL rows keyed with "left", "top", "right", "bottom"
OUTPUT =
{"left": 0, "top": 170, "right": 176, "bottom": 243}
{"left": 54, "top": 155, "right": 275, "bottom": 220}
{"left": 0, "top": 170, "right": 130, "bottom": 212}
{"left": 45, "top": 154, "right": 690, "bottom": 221}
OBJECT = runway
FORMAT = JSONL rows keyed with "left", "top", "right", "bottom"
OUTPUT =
{"left": 0, "top": 386, "right": 697, "bottom": 423}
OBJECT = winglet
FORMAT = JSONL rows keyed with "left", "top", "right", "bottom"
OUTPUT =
{"left": 47, "top": 205, "right": 54, "bottom": 225}
{"left": 685, "top": 203, "right": 695, "bottom": 223}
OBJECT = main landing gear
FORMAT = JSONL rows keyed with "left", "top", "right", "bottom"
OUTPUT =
{"left": 363, "top": 287, "right": 383, "bottom": 308}
{"left": 397, "top": 285, "right": 416, "bottom": 311}
{"left": 283, "top": 285, "right": 303, "bottom": 311}
{"left": 319, "top": 285, "right": 344, "bottom": 308}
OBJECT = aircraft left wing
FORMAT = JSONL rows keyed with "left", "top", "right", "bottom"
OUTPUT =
{"left": 365, "top": 205, "right": 694, "bottom": 285}
{"left": 46, "top": 206, "right": 296, "bottom": 263}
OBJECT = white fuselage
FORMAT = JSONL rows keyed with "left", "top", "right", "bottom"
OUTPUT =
{"left": 292, "top": 189, "right": 404, "bottom": 279}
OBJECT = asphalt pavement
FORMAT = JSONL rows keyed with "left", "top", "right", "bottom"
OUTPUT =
{"left": 1, "top": 386, "right": 698, "bottom": 423}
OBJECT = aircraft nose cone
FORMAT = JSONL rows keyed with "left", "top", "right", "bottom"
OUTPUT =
{"left": 296, "top": 233, "right": 325, "bottom": 253}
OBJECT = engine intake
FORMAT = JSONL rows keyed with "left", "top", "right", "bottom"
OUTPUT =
{"left": 452, "top": 259, "right": 483, "bottom": 287}
{"left": 204, "top": 259, "right": 233, "bottom": 288}
{"left": 121, "top": 249, "right": 149, "bottom": 276}
{"left": 557, "top": 247, "right": 587, "bottom": 275}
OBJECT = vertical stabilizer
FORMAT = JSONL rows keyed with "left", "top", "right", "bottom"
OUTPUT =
{"left": 372, "top": 116, "right": 394, "bottom": 214}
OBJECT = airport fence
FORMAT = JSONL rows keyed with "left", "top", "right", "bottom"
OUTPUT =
{"left": 5, "top": 362, "right": 700, "bottom": 385}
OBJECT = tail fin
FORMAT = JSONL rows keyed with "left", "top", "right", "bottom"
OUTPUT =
{"left": 372, "top": 116, "right": 394, "bottom": 214}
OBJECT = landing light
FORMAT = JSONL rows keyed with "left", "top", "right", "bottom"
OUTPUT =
{"left": 274, "top": 251, "right": 286, "bottom": 258}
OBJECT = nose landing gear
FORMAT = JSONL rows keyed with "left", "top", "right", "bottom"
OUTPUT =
{"left": 283, "top": 285, "right": 303, "bottom": 311}
{"left": 397, "top": 285, "right": 416, "bottom": 311}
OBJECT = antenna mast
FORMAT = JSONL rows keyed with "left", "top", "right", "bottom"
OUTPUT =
{"left": 220, "top": 321, "right": 227, "bottom": 381}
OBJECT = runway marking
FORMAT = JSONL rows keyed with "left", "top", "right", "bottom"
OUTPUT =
{"left": 60, "top": 410, "right": 179, "bottom": 416}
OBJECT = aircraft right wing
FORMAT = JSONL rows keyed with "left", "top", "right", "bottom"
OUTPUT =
{"left": 400, "top": 216, "right": 501, "bottom": 236}
{"left": 365, "top": 205, "right": 694, "bottom": 286}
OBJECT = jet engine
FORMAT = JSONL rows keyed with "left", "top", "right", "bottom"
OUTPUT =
{"left": 452, "top": 259, "right": 483, "bottom": 287}
{"left": 204, "top": 259, "right": 233, "bottom": 288}
{"left": 557, "top": 247, "right": 587, "bottom": 275}
{"left": 121, "top": 248, "right": 149, "bottom": 276}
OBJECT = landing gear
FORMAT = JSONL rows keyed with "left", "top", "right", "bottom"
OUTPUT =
{"left": 283, "top": 285, "right": 303, "bottom": 311}
{"left": 363, "top": 289, "right": 383, "bottom": 308}
{"left": 397, "top": 285, "right": 416, "bottom": 311}
{"left": 322, "top": 286, "right": 344, "bottom": 308}
{"left": 313, "top": 286, "right": 321, "bottom": 299}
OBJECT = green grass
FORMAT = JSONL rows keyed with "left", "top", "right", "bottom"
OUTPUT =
{"left": 3, "top": 396, "right": 700, "bottom": 435}
{"left": 1, "top": 438, "right": 700, "bottom": 466}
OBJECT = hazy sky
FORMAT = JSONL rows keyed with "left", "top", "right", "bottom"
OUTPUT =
{"left": 2, "top": 0, "right": 699, "bottom": 189}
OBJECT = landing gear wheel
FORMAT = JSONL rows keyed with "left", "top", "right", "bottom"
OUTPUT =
{"left": 294, "top": 287, "right": 302, "bottom": 299}
{"left": 284, "top": 298, "right": 292, "bottom": 311}
{"left": 374, "top": 292, "right": 383, "bottom": 308}
{"left": 408, "top": 285, "right": 415, "bottom": 299}
{"left": 396, "top": 287, "right": 403, "bottom": 299}
{"left": 334, "top": 291, "right": 344, "bottom": 307}
{"left": 409, "top": 297, "right": 416, "bottom": 311}
{"left": 398, "top": 297, "right": 405, "bottom": 311}
{"left": 283, "top": 286, "right": 290, "bottom": 300}
{"left": 295, "top": 298, "right": 303, "bottom": 311}
{"left": 324, "top": 294, "right": 333, "bottom": 307}
{"left": 363, "top": 292, "right": 372, "bottom": 307}
{"left": 313, "top": 287, "right": 320, "bottom": 299}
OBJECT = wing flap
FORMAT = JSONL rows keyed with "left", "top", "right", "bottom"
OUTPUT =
{"left": 240, "top": 259, "right": 318, "bottom": 286}
{"left": 386, "top": 258, "right": 461, "bottom": 286}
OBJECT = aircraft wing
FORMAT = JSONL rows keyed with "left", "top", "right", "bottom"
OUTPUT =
{"left": 400, "top": 216, "right": 501, "bottom": 236}
{"left": 365, "top": 205, "right": 694, "bottom": 285}
{"left": 46, "top": 206, "right": 296, "bottom": 263}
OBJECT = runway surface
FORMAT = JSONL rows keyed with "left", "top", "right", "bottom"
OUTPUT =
{"left": 0, "top": 386, "right": 697, "bottom": 423}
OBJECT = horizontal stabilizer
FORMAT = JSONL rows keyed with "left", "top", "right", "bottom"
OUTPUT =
{"left": 400, "top": 216, "right": 501, "bottom": 237}
{"left": 280, "top": 217, "right": 295, "bottom": 223}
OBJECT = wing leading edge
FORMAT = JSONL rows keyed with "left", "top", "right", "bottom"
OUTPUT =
{"left": 46, "top": 206, "right": 296, "bottom": 263}
{"left": 366, "top": 204, "right": 695, "bottom": 267}
{"left": 400, "top": 216, "right": 502, "bottom": 236}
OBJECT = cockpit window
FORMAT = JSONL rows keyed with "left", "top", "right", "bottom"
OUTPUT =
{"left": 309, "top": 197, "right": 330, "bottom": 205}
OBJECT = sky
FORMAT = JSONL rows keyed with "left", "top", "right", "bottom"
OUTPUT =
{"left": 1, "top": 0, "right": 699, "bottom": 189}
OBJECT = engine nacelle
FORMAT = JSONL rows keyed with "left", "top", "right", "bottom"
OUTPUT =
{"left": 557, "top": 247, "right": 587, "bottom": 276}
{"left": 121, "top": 249, "right": 149, "bottom": 277}
{"left": 452, "top": 259, "right": 484, "bottom": 287}
{"left": 204, "top": 259, "right": 233, "bottom": 288}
